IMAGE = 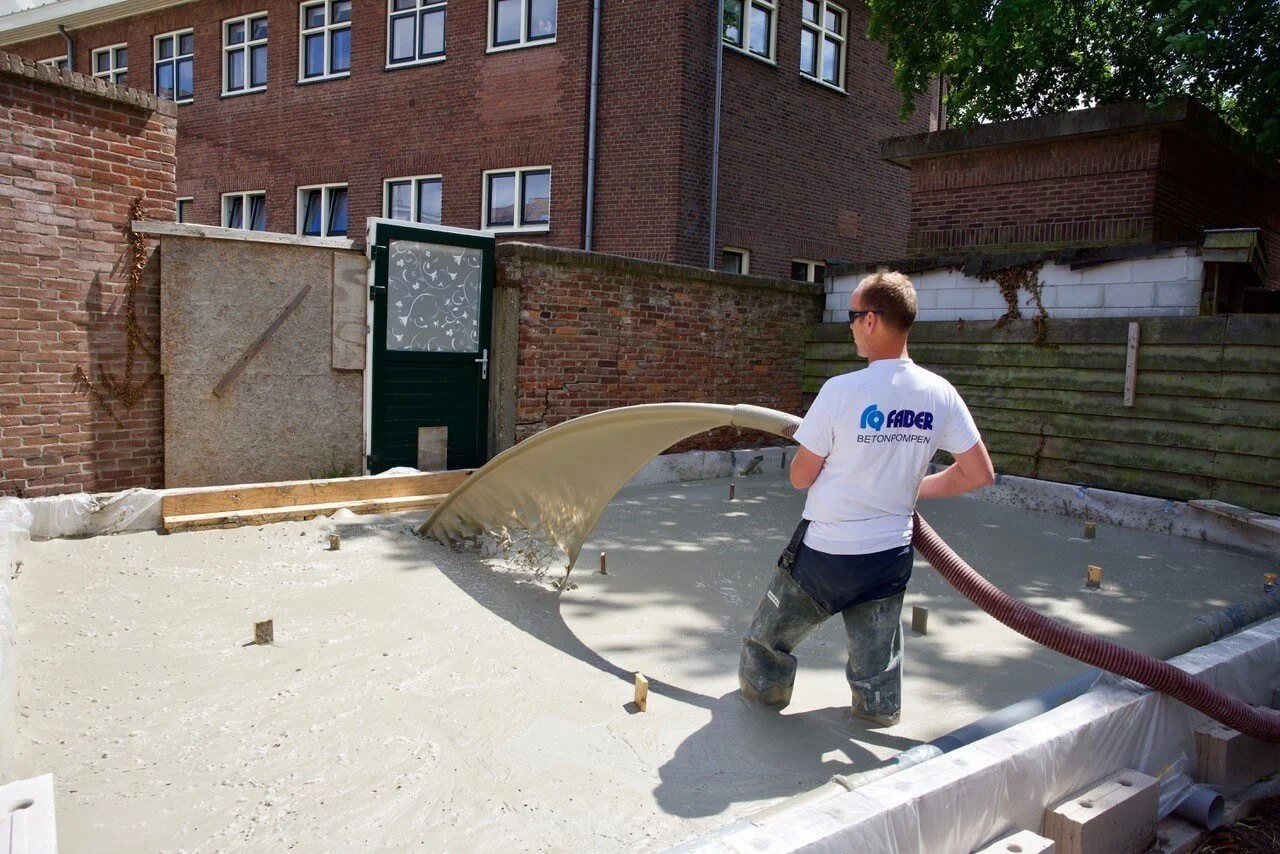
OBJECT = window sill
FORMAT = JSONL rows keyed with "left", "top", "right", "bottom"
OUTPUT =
{"left": 487, "top": 224, "right": 550, "bottom": 235}
{"left": 486, "top": 37, "right": 557, "bottom": 55}
{"left": 384, "top": 55, "right": 447, "bottom": 71}
{"left": 296, "top": 72, "right": 351, "bottom": 86}
{"left": 723, "top": 41, "right": 777, "bottom": 67}
{"left": 220, "top": 87, "right": 267, "bottom": 99}
{"left": 800, "top": 72, "right": 847, "bottom": 95}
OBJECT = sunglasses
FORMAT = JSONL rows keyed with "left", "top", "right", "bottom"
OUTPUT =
{"left": 847, "top": 309, "right": 883, "bottom": 323}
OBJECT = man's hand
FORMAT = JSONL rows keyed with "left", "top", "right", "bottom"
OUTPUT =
{"left": 918, "top": 441, "right": 995, "bottom": 499}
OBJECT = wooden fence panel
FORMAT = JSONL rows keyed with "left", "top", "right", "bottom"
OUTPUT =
{"left": 803, "top": 316, "right": 1280, "bottom": 514}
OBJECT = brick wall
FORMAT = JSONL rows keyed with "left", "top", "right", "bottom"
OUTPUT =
{"left": 0, "top": 52, "right": 176, "bottom": 497}
{"left": 499, "top": 244, "right": 823, "bottom": 449}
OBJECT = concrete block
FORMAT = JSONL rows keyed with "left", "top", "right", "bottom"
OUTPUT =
{"left": 1154, "top": 280, "right": 1202, "bottom": 307}
{"left": 916, "top": 269, "right": 963, "bottom": 290}
{"left": 916, "top": 308, "right": 961, "bottom": 322}
{"left": 1079, "top": 261, "right": 1133, "bottom": 285}
{"left": 1039, "top": 263, "right": 1084, "bottom": 287}
{"left": 975, "top": 829, "right": 1055, "bottom": 854}
{"left": 972, "top": 288, "right": 1012, "bottom": 310}
{"left": 1195, "top": 721, "right": 1280, "bottom": 790}
{"left": 1043, "top": 769, "right": 1158, "bottom": 854}
{"left": 1055, "top": 284, "right": 1105, "bottom": 308}
{"left": 914, "top": 288, "right": 938, "bottom": 309}
{"left": 1131, "top": 254, "right": 1190, "bottom": 283}
{"left": 1102, "top": 282, "right": 1156, "bottom": 308}
{"left": 937, "top": 288, "right": 975, "bottom": 309}
{"left": 417, "top": 426, "right": 447, "bottom": 471}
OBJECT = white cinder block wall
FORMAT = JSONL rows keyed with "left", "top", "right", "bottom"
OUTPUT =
{"left": 825, "top": 247, "right": 1204, "bottom": 322}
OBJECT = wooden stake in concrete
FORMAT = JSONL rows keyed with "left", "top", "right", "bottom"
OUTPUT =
{"left": 911, "top": 605, "right": 929, "bottom": 635}
{"left": 599, "top": 551, "right": 607, "bottom": 575}
{"left": 254, "top": 619, "right": 274, "bottom": 645}
{"left": 328, "top": 534, "right": 341, "bottom": 551}
{"left": 1084, "top": 521, "right": 1097, "bottom": 539}
{"left": 1086, "top": 565, "right": 1103, "bottom": 589}
{"left": 634, "top": 673, "right": 649, "bottom": 712}
{"left": 728, "top": 483, "right": 736, "bottom": 501}
{"left": 1265, "top": 572, "right": 1277, "bottom": 591}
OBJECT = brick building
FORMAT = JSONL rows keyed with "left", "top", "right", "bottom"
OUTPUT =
{"left": 0, "top": 0, "right": 938, "bottom": 279}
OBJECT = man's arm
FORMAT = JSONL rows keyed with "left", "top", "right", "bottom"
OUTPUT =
{"left": 917, "top": 440, "right": 995, "bottom": 499}
{"left": 789, "top": 445, "right": 825, "bottom": 490}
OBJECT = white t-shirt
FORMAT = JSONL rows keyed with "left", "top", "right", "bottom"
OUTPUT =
{"left": 793, "top": 358, "right": 981, "bottom": 555}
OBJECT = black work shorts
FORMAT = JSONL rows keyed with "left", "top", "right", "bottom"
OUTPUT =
{"left": 789, "top": 542, "right": 913, "bottom": 616}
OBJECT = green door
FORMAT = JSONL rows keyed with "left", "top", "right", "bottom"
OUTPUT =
{"left": 369, "top": 221, "right": 494, "bottom": 472}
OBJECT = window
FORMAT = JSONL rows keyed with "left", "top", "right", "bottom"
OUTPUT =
{"left": 300, "top": 0, "right": 352, "bottom": 81}
{"left": 722, "top": 0, "right": 775, "bottom": 61}
{"left": 482, "top": 167, "right": 550, "bottom": 232}
{"left": 224, "top": 13, "right": 268, "bottom": 95}
{"left": 800, "top": 0, "right": 846, "bottom": 90}
{"left": 489, "top": 0, "right": 556, "bottom": 51}
{"left": 388, "top": 0, "right": 446, "bottom": 67}
{"left": 791, "top": 259, "right": 826, "bottom": 284}
{"left": 223, "top": 192, "right": 267, "bottom": 231}
{"left": 720, "top": 248, "right": 749, "bottom": 275}
{"left": 385, "top": 176, "right": 443, "bottom": 224}
{"left": 297, "top": 184, "right": 349, "bottom": 237}
{"left": 92, "top": 44, "right": 128, "bottom": 85}
{"left": 154, "top": 30, "right": 195, "bottom": 103}
{"left": 176, "top": 197, "right": 193, "bottom": 223}
{"left": 39, "top": 56, "right": 69, "bottom": 71}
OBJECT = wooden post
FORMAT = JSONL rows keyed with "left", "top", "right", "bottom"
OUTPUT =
{"left": 1265, "top": 572, "right": 1277, "bottom": 590}
{"left": 1086, "top": 565, "right": 1102, "bottom": 589}
{"left": 1123, "top": 321, "right": 1140, "bottom": 407}
{"left": 599, "top": 551, "right": 607, "bottom": 575}
{"left": 328, "top": 534, "right": 341, "bottom": 550}
{"left": 728, "top": 483, "right": 736, "bottom": 501}
{"left": 634, "top": 673, "right": 649, "bottom": 711}
{"left": 1084, "top": 521, "right": 1097, "bottom": 539}
{"left": 254, "top": 619, "right": 274, "bottom": 645}
{"left": 911, "top": 605, "right": 928, "bottom": 635}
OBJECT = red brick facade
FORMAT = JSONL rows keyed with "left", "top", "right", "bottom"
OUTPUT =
{"left": 0, "top": 54, "right": 176, "bottom": 497}
{"left": 3, "top": 0, "right": 932, "bottom": 277}
{"left": 501, "top": 245, "right": 822, "bottom": 448}
{"left": 882, "top": 100, "right": 1280, "bottom": 288}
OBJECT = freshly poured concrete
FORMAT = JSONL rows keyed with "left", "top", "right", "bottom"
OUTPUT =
{"left": 11, "top": 471, "right": 1272, "bottom": 851}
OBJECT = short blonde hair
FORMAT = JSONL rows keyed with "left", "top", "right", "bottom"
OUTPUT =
{"left": 855, "top": 271, "right": 917, "bottom": 331}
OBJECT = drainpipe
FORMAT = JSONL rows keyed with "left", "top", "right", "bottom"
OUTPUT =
{"left": 583, "top": 0, "right": 602, "bottom": 251}
{"left": 57, "top": 25, "right": 74, "bottom": 73}
{"left": 707, "top": 0, "right": 724, "bottom": 269}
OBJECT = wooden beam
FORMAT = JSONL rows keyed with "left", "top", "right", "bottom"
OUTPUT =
{"left": 1124, "top": 321, "right": 1140, "bottom": 407}
{"left": 162, "top": 470, "right": 472, "bottom": 518}
{"left": 163, "top": 493, "right": 454, "bottom": 533}
{"left": 212, "top": 283, "right": 311, "bottom": 398}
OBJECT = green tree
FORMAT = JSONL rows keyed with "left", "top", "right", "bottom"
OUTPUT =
{"left": 866, "top": 0, "right": 1280, "bottom": 157}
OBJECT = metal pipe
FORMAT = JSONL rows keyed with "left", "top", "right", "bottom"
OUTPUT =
{"left": 583, "top": 0, "right": 602, "bottom": 251}
{"left": 707, "top": 0, "right": 724, "bottom": 269}
{"left": 1173, "top": 784, "right": 1224, "bottom": 830}
{"left": 57, "top": 25, "right": 74, "bottom": 73}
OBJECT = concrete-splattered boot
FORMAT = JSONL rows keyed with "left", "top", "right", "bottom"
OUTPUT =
{"left": 738, "top": 568, "right": 830, "bottom": 709}
{"left": 842, "top": 591, "right": 906, "bottom": 726}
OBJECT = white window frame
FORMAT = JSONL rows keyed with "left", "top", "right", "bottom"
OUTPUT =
{"left": 386, "top": 0, "right": 447, "bottom": 69}
{"left": 722, "top": 0, "right": 777, "bottom": 65}
{"left": 222, "top": 191, "right": 267, "bottom": 231}
{"left": 487, "top": 0, "right": 557, "bottom": 53}
{"left": 223, "top": 12, "right": 269, "bottom": 97}
{"left": 299, "top": 0, "right": 352, "bottom": 83}
{"left": 791, "top": 258, "right": 826, "bottom": 283}
{"left": 481, "top": 166, "right": 551, "bottom": 233}
{"left": 383, "top": 174, "right": 444, "bottom": 224}
{"left": 721, "top": 247, "right": 750, "bottom": 275}
{"left": 800, "top": 0, "right": 847, "bottom": 92}
{"left": 154, "top": 28, "right": 195, "bottom": 104}
{"left": 176, "top": 197, "right": 194, "bottom": 223}
{"left": 39, "top": 56, "right": 69, "bottom": 71}
{"left": 296, "top": 183, "right": 349, "bottom": 237}
{"left": 91, "top": 43, "right": 128, "bottom": 85}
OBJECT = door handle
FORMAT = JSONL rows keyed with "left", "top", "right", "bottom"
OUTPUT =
{"left": 475, "top": 348, "right": 489, "bottom": 380}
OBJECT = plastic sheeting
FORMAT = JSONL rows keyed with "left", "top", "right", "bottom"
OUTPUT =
{"left": 676, "top": 618, "right": 1280, "bottom": 853}
{"left": 0, "top": 498, "right": 34, "bottom": 778}
{"left": 24, "top": 488, "right": 162, "bottom": 540}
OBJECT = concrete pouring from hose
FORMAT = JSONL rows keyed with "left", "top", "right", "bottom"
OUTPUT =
{"left": 419, "top": 402, "right": 1280, "bottom": 742}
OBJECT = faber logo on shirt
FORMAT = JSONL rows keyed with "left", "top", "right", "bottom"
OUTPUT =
{"left": 858, "top": 403, "right": 934, "bottom": 444}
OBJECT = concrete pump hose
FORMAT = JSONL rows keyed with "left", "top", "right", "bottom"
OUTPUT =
{"left": 912, "top": 512, "right": 1280, "bottom": 743}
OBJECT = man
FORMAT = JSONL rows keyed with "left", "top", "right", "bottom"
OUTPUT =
{"left": 739, "top": 271, "right": 994, "bottom": 725}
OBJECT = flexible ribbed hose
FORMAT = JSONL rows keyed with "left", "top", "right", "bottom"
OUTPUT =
{"left": 913, "top": 513, "right": 1280, "bottom": 743}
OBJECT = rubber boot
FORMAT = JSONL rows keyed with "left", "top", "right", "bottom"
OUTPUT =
{"left": 738, "top": 568, "right": 831, "bottom": 709}
{"left": 842, "top": 591, "right": 906, "bottom": 726}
